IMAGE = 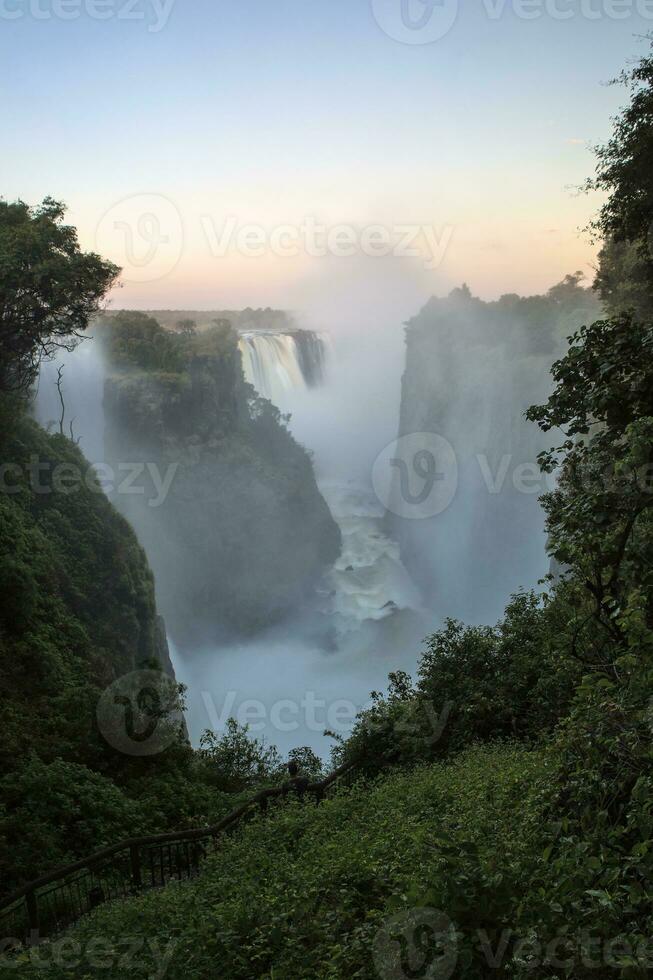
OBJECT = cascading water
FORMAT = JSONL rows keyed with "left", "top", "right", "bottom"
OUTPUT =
{"left": 176, "top": 321, "right": 429, "bottom": 758}
{"left": 238, "top": 330, "right": 327, "bottom": 403}
{"left": 29, "top": 321, "right": 427, "bottom": 759}
{"left": 235, "top": 327, "right": 422, "bottom": 634}
{"left": 318, "top": 482, "right": 420, "bottom": 627}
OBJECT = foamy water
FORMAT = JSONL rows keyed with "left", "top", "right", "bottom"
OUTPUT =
{"left": 173, "top": 478, "right": 428, "bottom": 758}
{"left": 319, "top": 481, "right": 421, "bottom": 627}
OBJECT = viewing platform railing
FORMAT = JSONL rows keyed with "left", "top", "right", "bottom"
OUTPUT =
{"left": 0, "top": 760, "right": 357, "bottom": 946}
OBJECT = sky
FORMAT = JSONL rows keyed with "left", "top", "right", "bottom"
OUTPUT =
{"left": 2, "top": 0, "right": 652, "bottom": 322}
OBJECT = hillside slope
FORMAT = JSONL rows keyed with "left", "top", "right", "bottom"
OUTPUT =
{"left": 5, "top": 744, "right": 551, "bottom": 979}
{"left": 0, "top": 415, "right": 212, "bottom": 892}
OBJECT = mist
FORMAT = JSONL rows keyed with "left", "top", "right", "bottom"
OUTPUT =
{"left": 32, "top": 283, "right": 566, "bottom": 759}
{"left": 177, "top": 310, "right": 432, "bottom": 757}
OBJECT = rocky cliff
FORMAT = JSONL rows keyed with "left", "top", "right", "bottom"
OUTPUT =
{"left": 389, "top": 278, "right": 600, "bottom": 623}
{"left": 100, "top": 314, "right": 341, "bottom": 646}
{"left": 0, "top": 414, "right": 180, "bottom": 773}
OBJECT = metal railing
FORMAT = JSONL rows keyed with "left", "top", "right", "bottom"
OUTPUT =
{"left": 0, "top": 760, "right": 356, "bottom": 945}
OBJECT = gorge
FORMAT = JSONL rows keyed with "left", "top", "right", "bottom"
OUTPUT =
{"left": 32, "top": 285, "right": 591, "bottom": 757}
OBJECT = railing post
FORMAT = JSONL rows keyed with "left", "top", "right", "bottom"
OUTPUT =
{"left": 25, "top": 889, "right": 39, "bottom": 940}
{"left": 129, "top": 844, "right": 142, "bottom": 892}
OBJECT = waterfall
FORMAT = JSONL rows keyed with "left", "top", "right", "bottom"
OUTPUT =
{"left": 238, "top": 330, "right": 328, "bottom": 402}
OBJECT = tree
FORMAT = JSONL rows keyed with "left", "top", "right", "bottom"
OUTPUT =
{"left": 526, "top": 312, "right": 653, "bottom": 653}
{"left": 174, "top": 318, "right": 196, "bottom": 337}
{"left": 198, "top": 720, "right": 282, "bottom": 793}
{"left": 287, "top": 746, "right": 324, "bottom": 781}
{"left": 586, "top": 46, "right": 653, "bottom": 314}
{"left": 0, "top": 198, "right": 119, "bottom": 395}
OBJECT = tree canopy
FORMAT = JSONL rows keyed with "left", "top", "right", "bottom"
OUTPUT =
{"left": 0, "top": 197, "right": 119, "bottom": 395}
{"left": 589, "top": 45, "right": 653, "bottom": 316}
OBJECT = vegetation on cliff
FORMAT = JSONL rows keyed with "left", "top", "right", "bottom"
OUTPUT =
{"left": 97, "top": 310, "right": 341, "bottom": 644}
{"left": 0, "top": 205, "right": 330, "bottom": 897}
{"left": 31, "top": 281, "right": 653, "bottom": 975}
{"left": 4, "top": 40, "right": 653, "bottom": 980}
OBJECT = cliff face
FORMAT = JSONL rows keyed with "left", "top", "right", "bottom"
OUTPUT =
{"left": 390, "top": 280, "right": 600, "bottom": 623}
{"left": 101, "top": 320, "right": 341, "bottom": 646}
{"left": 0, "top": 416, "right": 174, "bottom": 775}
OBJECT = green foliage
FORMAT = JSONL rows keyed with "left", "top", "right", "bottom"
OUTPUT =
{"left": 527, "top": 312, "right": 653, "bottom": 659}
{"left": 0, "top": 414, "right": 223, "bottom": 890}
{"left": 198, "top": 719, "right": 283, "bottom": 793}
{"left": 287, "top": 745, "right": 324, "bottom": 781}
{"left": 595, "top": 239, "right": 653, "bottom": 320}
{"left": 411, "top": 273, "right": 599, "bottom": 359}
{"left": 98, "top": 311, "right": 185, "bottom": 373}
{"left": 587, "top": 44, "right": 653, "bottom": 318}
{"left": 174, "top": 318, "right": 197, "bottom": 337}
{"left": 9, "top": 745, "right": 551, "bottom": 979}
{"left": 338, "top": 591, "right": 580, "bottom": 772}
{"left": 587, "top": 50, "right": 653, "bottom": 254}
{"left": 0, "top": 198, "right": 118, "bottom": 394}
{"left": 0, "top": 416, "right": 160, "bottom": 771}
{"left": 518, "top": 303, "right": 653, "bottom": 974}
{"left": 0, "top": 759, "right": 145, "bottom": 883}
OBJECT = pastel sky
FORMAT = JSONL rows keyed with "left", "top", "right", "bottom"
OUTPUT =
{"left": 1, "top": 0, "right": 651, "bottom": 321}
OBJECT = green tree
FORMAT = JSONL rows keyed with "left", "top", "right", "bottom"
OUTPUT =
{"left": 526, "top": 312, "right": 653, "bottom": 654}
{"left": 287, "top": 746, "right": 324, "bottom": 781}
{"left": 0, "top": 198, "right": 119, "bottom": 395}
{"left": 587, "top": 45, "right": 653, "bottom": 315}
{"left": 521, "top": 313, "right": 653, "bottom": 959}
{"left": 174, "top": 318, "right": 197, "bottom": 337}
{"left": 198, "top": 720, "right": 282, "bottom": 793}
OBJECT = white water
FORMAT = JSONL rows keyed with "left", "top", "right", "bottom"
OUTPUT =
{"left": 175, "top": 325, "right": 428, "bottom": 758}
{"left": 239, "top": 333, "right": 306, "bottom": 403}
{"left": 32, "top": 326, "right": 428, "bottom": 760}
{"left": 319, "top": 482, "right": 420, "bottom": 628}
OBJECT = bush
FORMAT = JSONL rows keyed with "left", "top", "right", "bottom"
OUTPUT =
{"left": 6, "top": 744, "right": 550, "bottom": 979}
{"left": 338, "top": 591, "right": 581, "bottom": 772}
